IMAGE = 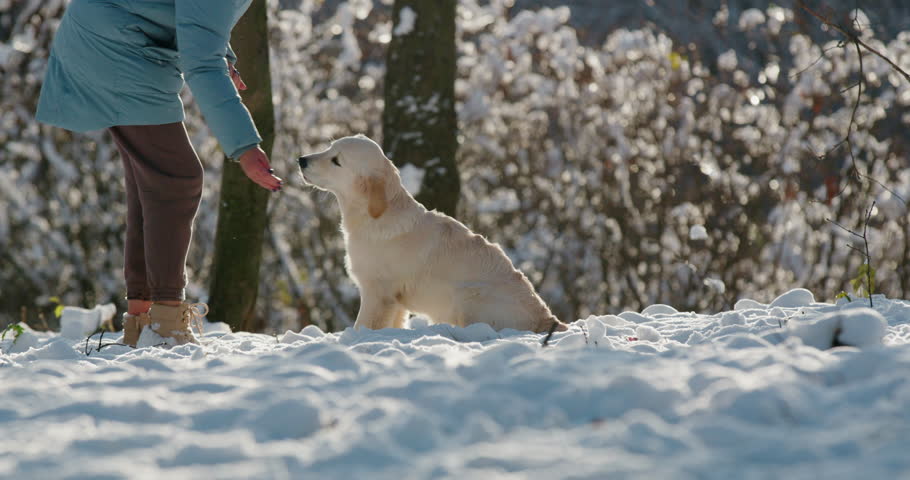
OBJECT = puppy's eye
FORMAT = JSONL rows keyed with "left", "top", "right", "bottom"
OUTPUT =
{"left": 331, "top": 156, "right": 341, "bottom": 167}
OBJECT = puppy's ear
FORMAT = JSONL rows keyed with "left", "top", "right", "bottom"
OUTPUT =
{"left": 360, "top": 176, "right": 387, "bottom": 219}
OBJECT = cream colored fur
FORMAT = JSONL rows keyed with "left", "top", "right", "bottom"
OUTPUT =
{"left": 299, "top": 135, "right": 565, "bottom": 333}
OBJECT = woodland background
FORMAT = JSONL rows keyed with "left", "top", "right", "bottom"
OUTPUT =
{"left": 1, "top": 0, "right": 909, "bottom": 332}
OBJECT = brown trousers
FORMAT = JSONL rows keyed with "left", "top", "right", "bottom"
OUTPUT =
{"left": 109, "top": 122, "right": 203, "bottom": 302}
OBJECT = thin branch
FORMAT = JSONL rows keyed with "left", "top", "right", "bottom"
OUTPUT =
{"left": 789, "top": 41, "right": 845, "bottom": 79}
{"left": 826, "top": 217, "right": 863, "bottom": 238}
{"left": 541, "top": 320, "right": 560, "bottom": 347}
{"left": 798, "top": 29, "right": 864, "bottom": 205}
{"left": 845, "top": 243, "right": 868, "bottom": 257}
{"left": 853, "top": 36, "right": 909, "bottom": 83}
{"left": 795, "top": 1, "right": 910, "bottom": 210}
{"left": 860, "top": 173, "right": 908, "bottom": 205}
{"left": 798, "top": 2, "right": 910, "bottom": 84}
{"left": 862, "top": 201, "right": 875, "bottom": 307}
{"left": 845, "top": 37, "right": 863, "bottom": 164}
{"left": 83, "top": 330, "right": 131, "bottom": 356}
{"left": 838, "top": 81, "right": 861, "bottom": 94}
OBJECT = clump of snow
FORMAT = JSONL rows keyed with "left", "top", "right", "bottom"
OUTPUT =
{"left": 688, "top": 224, "right": 708, "bottom": 241}
{"left": 1, "top": 322, "right": 39, "bottom": 354}
{"left": 280, "top": 324, "right": 324, "bottom": 343}
{"left": 717, "top": 49, "right": 738, "bottom": 71}
{"left": 202, "top": 320, "right": 232, "bottom": 335}
{"left": 59, "top": 304, "right": 116, "bottom": 339}
{"left": 788, "top": 307, "right": 888, "bottom": 349}
{"left": 280, "top": 329, "right": 309, "bottom": 344}
{"left": 769, "top": 288, "right": 815, "bottom": 308}
{"left": 720, "top": 311, "right": 745, "bottom": 325}
{"left": 735, "top": 298, "right": 766, "bottom": 310}
{"left": 453, "top": 322, "right": 500, "bottom": 342}
{"left": 301, "top": 324, "right": 326, "bottom": 337}
{"left": 738, "top": 8, "right": 766, "bottom": 31}
{"left": 703, "top": 278, "right": 726, "bottom": 294}
{"left": 641, "top": 304, "right": 678, "bottom": 316}
{"left": 136, "top": 325, "right": 175, "bottom": 348}
{"left": 850, "top": 9, "right": 872, "bottom": 37}
{"left": 477, "top": 188, "right": 520, "bottom": 213}
{"left": 617, "top": 311, "right": 648, "bottom": 324}
{"left": 393, "top": 6, "right": 417, "bottom": 36}
{"left": 17, "top": 337, "right": 83, "bottom": 360}
{"left": 635, "top": 325, "right": 662, "bottom": 342}
{"left": 406, "top": 315, "right": 431, "bottom": 329}
{"left": 398, "top": 164, "right": 425, "bottom": 196}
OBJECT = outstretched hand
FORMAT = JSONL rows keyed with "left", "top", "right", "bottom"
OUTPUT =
{"left": 238, "top": 146, "right": 282, "bottom": 192}
{"left": 230, "top": 63, "right": 278, "bottom": 191}
{"left": 229, "top": 64, "right": 247, "bottom": 91}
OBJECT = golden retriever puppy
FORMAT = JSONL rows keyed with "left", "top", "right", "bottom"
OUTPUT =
{"left": 298, "top": 135, "right": 567, "bottom": 333}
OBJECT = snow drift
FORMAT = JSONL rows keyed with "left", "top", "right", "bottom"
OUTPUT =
{"left": 2, "top": 290, "right": 909, "bottom": 479}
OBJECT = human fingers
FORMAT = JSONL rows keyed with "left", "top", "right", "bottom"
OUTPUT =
{"left": 255, "top": 153, "right": 283, "bottom": 191}
{"left": 239, "top": 149, "right": 281, "bottom": 191}
{"left": 231, "top": 71, "right": 247, "bottom": 91}
{"left": 252, "top": 153, "right": 282, "bottom": 191}
{"left": 241, "top": 160, "right": 280, "bottom": 191}
{"left": 230, "top": 65, "right": 247, "bottom": 91}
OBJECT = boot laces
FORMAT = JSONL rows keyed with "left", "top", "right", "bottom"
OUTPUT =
{"left": 184, "top": 302, "right": 208, "bottom": 339}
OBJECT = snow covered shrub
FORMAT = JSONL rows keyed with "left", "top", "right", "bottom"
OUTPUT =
{"left": 1, "top": 1, "right": 908, "bottom": 330}
{"left": 450, "top": 2, "right": 910, "bottom": 319}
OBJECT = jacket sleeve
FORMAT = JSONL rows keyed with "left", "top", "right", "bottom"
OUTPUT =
{"left": 226, "top": 43, "right": 237, "bottom": 66}
{"left": 175, "top": 0, "right": 261, "bottom": 159}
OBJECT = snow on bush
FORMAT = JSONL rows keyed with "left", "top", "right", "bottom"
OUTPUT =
{"left": 737, "top": 8, "right": 766, "bottom": 32}
{"left": 688, "top": 224, "right": 708, "bottom": 241}
{"left": 392, "top": 6, "right": 416, "bottom": 36}
{"left": 2, "top": 1, "right": 910, "bottom": 331}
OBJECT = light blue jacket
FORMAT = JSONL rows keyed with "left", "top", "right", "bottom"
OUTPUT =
{"left": 36, "top": 0, "right": 261, "bottom": 159}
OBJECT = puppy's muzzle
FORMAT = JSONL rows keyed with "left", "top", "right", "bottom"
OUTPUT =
{"left": 297, "top": 156, "right": 310, "bottom": 169}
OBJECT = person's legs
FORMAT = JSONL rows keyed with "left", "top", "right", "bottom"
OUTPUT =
{"left": 111, "top": 127, "right": 154, "bottom": 345}
{"left": 110, "top": 122, "right": 205, "bottom": 345}
{"left": 109, "top": 122, "right": 204, "bottom": 303}
{"left": 110, "top": 127, "right": 153, "bottom": 313}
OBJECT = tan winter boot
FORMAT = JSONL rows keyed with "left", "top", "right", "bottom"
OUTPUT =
{"left": 122, "top": 312, "right": 151, "bottom": 347}
{"left": 148, "top": 302, "right": 207, "bottom": 345}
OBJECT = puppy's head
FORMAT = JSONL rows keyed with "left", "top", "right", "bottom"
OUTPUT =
{"left": 298, "top": 134, "right": 397, "bottom": 219}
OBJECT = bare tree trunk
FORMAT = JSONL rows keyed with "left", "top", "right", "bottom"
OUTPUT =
{"left": 382, "top": 0, "right": 459, "bottom": 216}
{"left": 208, "top": 0, "right": 274, "bottom": 332}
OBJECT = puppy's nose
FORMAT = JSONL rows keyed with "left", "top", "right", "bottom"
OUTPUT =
{"left": 298, "top": 156, "right": 309, "bottom": 169}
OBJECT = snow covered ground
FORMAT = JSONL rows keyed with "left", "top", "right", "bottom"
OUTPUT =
{"left": 2, "top": 289, "right": 910, "bottom": 479}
